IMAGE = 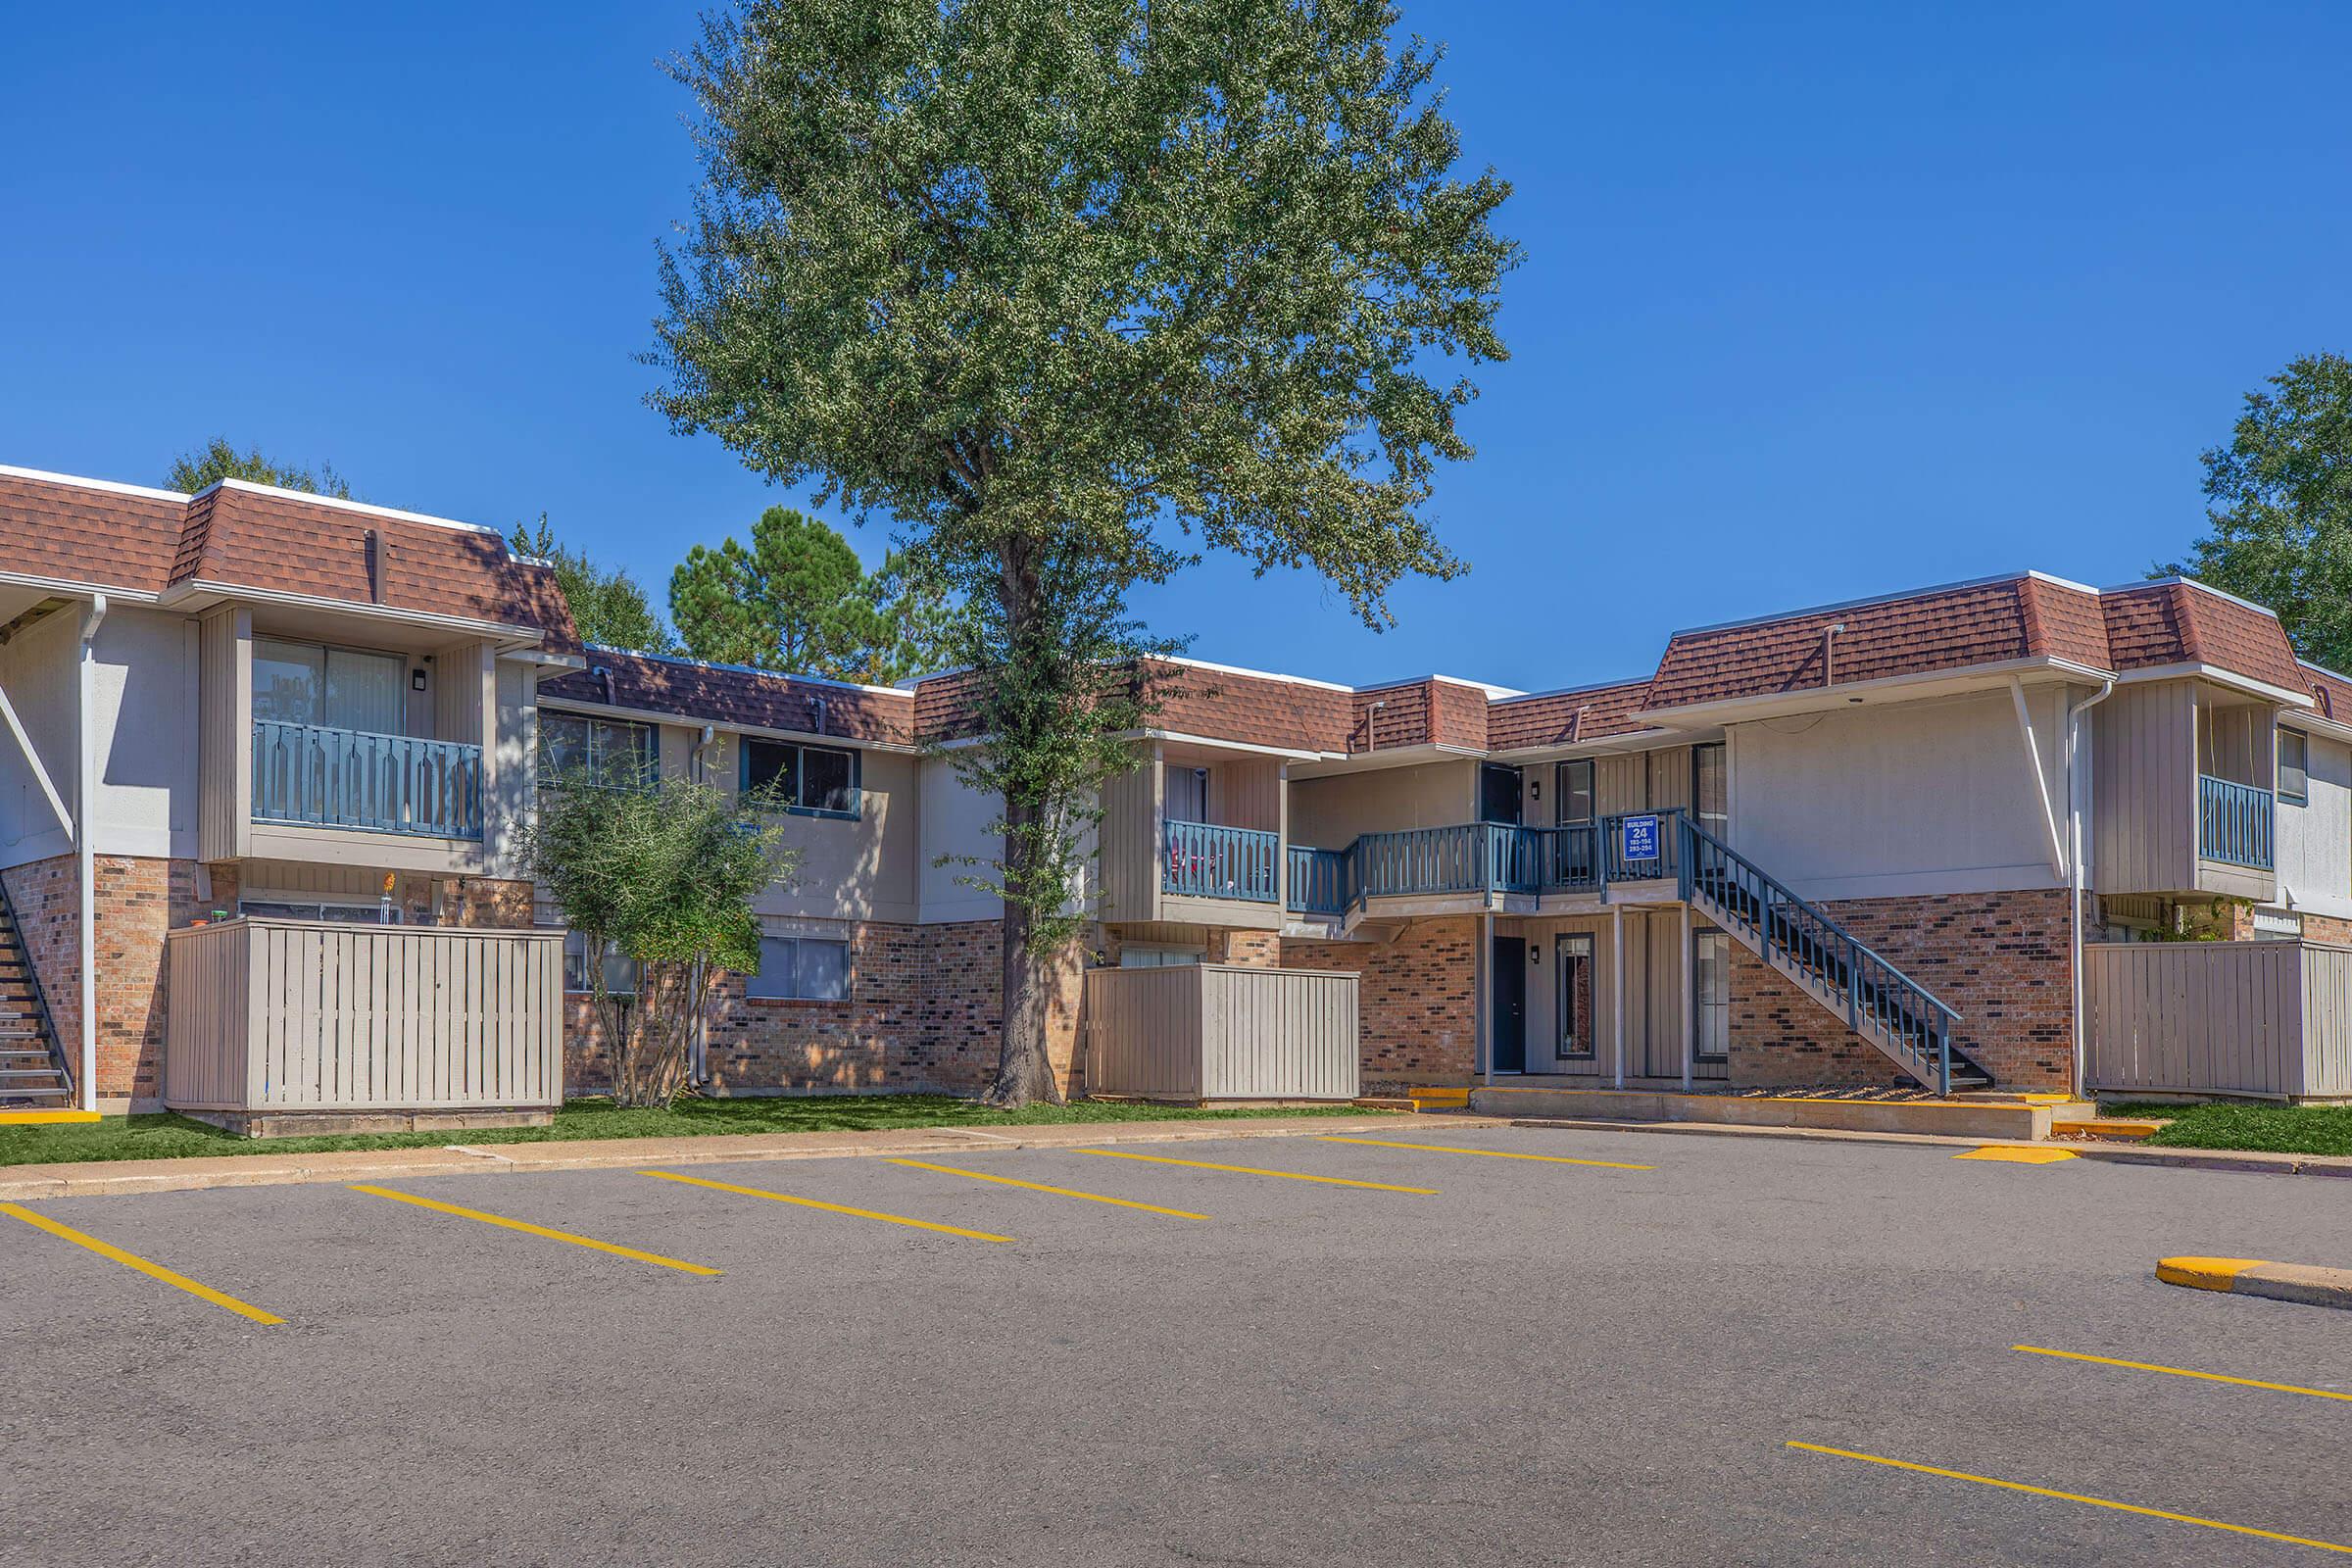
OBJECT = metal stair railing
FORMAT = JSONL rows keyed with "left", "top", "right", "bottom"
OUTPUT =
{"left": 0, "top": 871, "right": 71, "bottom": 1103}
{"left": 1676, "top": 816, "right": 1963, "bottom": 1095}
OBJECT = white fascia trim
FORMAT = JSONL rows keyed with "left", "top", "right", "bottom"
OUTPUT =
{"left": 1489, "top": 675, "right": 1656, "bottom": 709}
{"left": 204, "top": 477, "right": 508, "bottom": 540}
{"left": 1633, "top": 655, "right": 2095, "bottom": 727}
{"left": 1487, "top": 727, "right": 1705, "bottom": 764}
{"left": 535, "top": 694, "right": 920, "bottom": 755}
{"left": 1163, "top": 654, "right": 1354, "bottom": 693}
{"left": 0, "top": 464, "right": 189, "bottom": 503}
{"left": 160, "top": 580, "right": 547, "bottom": 647}
{"left": 581, "top": 644, "right": 913, "bottom": 699}
{"left": 2278, "top": 709, "right": 2352, "bottom": 746}
{"left": 2113, "top": 661, "right": 2316, "bottom": 709}
{"left": 1140, "top": 728, "right": 1334, "bottom": 761}
{"left": 1351, "top": 671, "right": 1528, "bottom": 699}
{"left": 505, "top": 648, "right": 588, "bottom": 670}
{"left": 0, "top": 570, "right": 161, "bottom": 605}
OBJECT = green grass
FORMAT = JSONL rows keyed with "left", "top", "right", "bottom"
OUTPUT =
{"left": 2100, "top": 1100, "right": 2352, "bottom": 1157}
{"left": 0, "top": 1095, "right": 1388, "bottom": 1168}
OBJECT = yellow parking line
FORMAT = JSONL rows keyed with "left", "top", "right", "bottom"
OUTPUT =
{"left": 1, "top": 1200, "right": 282, "bottom": 1325}
{"left": 349, "top": 1185, "right": 720, "bottom": 1275}
{"left": 1787, "top": 1441, "right": 2352, "bottom": 1556}
{"left": 1319, "top": 1136, "right": 1652, "bottom": 1171}
{"left": 885, "top": 1159, "right": 1209, "bottom": 1219}
{"left": 1074, "top": 1149, "right": 1437, "bottom": 1194}
{"left": 2015, "top": 1345, "right": 2352, "bottom": 1404}
{"left": 640, "top": 1170, "right": 1014, "bottom": 1242}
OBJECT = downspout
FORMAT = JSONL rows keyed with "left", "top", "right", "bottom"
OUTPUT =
{"left": 1822, "top": 623, "right": 1844, "bottom": 689}
{"left": 689, "top": 723, "right": 719, "bottom": 1086}
{"left": 2066, "top": 678, "right": 2115, "bottom": 1097}
{"left": 75, "top": 593, "right": 107, "bottom": 1111}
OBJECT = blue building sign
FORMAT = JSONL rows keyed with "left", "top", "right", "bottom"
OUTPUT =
{"left": 1620, "top": 813, "right": 1660, "bottom": 862}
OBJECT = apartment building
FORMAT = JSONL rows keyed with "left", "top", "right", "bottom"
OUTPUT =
{"left": 5, "top": 463, "right": 2345, "bottom": 1114}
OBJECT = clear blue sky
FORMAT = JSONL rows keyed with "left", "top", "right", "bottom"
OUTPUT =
{"left": 5, "top": 2, "right": 2346, "bottom": 692}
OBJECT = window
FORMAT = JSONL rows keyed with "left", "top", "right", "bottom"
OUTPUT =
{"left": 1163, "top": 764, "right": 1209, "bottom": 823}
{"left": 742, "top": 739, "right": 861, "bottom": 816}
{"left": 1556, "top": 934, "right": 1595, "bottom": 1060}
{"left": 1693, "top": 931, "right": 1730, "bottom": 1061}
{"left": 253, "top": 639, "right": 406, "bottom": 735}
{"left": 1555, "top": 759, "right": 1594, "bottom": 826}
{"left": 2279, "top": 729, "right": 2310, "bottom": 805}
{"left": 1691, "top": 742, "right": 1728, "bottom": 838}
{"left": 563, "top": 931, "right": 640, "bottom": 996}
{"left": 540, "top": 711, "right": 659, "bottom": 788}
{"left": 747, "top": 934, "right": 851, "bottom": 1000}
{"left": 1119, "top": 946, "right": 1201, "bottom": 968}
{"left": 238, "top": 900, "right": 402, "bottom": 925}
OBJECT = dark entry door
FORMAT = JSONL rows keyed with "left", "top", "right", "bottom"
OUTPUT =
{"left": 1481, "top": 763, "right": 1524, "bottom": 825}
{"left": 1491, "top": 936, "right": 1527, "bottom": 1073}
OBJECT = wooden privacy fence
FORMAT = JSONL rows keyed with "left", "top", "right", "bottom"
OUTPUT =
{"left": 165, "top": 917, "right": 564, "bottom": 1113}
{"left": 1085, "top": 963, "right": 1359, "bottom": 1102}
{"left": 2083, "top": 940, "right": 2352, "bottom": 1101}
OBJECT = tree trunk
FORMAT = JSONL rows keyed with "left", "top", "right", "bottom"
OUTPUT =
{"left": 984, "top": 806, "right": 1065, "bottom": 1108}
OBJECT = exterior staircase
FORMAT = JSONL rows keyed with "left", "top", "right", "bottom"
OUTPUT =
{"left": 1679, "top": 819, "right": 1991, "bottom": 1096}
{"left": 0, "top": 879, "right": 73, "bottom": 1109}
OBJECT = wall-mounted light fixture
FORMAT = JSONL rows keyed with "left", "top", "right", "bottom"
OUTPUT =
{"left": 411, "top": 667, "right": 427, "bottom": 692}
{"left": 1529, "top": 943, "right": 1543, "bottom": 964}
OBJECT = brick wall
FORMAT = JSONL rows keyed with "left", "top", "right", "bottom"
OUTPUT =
{"left": 1204, "top": 929, "right": 1282, "bottom": 967}
{"left": 2301, "top": 912, "right": 2352, "bottom": 945}
{"left": 565, "top": 919, "right": 1084, "bottom": 1100}
{"left": 426, "top": 875, "right": 535, "bottom": 929}
{"left": 1727, "top": 887, "right": 2074, "bottom": 1092}
{"left": 2, "top": 854, "right": 228, "bottom": 1106}
{"left": 1281, "top": 916, "right": 1477, "bottom": 1091}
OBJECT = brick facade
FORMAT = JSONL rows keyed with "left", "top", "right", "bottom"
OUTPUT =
{"left": 1203, "top": 929, "right": 1282, "bottom": 967}
{"left": 1281, "top": 916, "right": 1478, "bottom": 1091}
{"left": 0, "top": 854, "right": 234, "bottom": 1107}
{"left": 564, "top": 920, "right": 1085, "bottom": 1101}
{"left": 1726, "top": 888, "right": 2074, "bottom": 1091}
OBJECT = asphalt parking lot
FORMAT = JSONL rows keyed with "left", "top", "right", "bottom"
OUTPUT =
{"left": 5, "top": 1124, "right": 2351, "bottom": 1567}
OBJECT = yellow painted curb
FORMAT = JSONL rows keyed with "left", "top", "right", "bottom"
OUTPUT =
{"left": 2158, "top": 1256, "right": 2268, "bottom": 1292}
{"left": 1955, "top": 1145, "right": 2078, "bottom": 1164}
{"left": 0, "top": 1109, "right": 100, "bottom": 1126}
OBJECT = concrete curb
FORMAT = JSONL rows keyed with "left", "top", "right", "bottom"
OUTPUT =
{"left": 0, "top": 1113, "right": 1500, "bottom": 1202}
{"left": 2159, "top": 1255, "right": 2352, "bottom": 1310}
{"left": 1499, "top": 1113, "right": 2352, "bottom": 1178}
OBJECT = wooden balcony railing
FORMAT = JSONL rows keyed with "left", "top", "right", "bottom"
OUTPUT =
{"left": 251, "top": 721, "right": 484, "bottom": 841}
{"left": 2198, "top": 774, "right": 2275, "bottom": 870}
{"left": 1162, "top": 819, "right": 1280, "bottom": 903}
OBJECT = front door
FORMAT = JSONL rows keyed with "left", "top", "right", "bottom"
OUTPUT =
{"left": 1481, "top": 763, "right": 1524, "bottom": 826}
{"left": 1491, "top": 936, "right": 1527, "bottom": 1073}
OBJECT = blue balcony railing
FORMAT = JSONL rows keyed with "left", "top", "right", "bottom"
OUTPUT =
{"left": 2198, "top": 774, "right": 2275, "bottom": 870}
{"left": 1287, "top": 846, "right": 1350, "bottom": 915}
{"left": 1162, "top": 818, "right": 1279, "bottom": 903}
{"left": 1339, "top": 811, "right": 1681, "bottom": 909}
{"left": 251, "top": 721, "right": 484, "bottom": 840}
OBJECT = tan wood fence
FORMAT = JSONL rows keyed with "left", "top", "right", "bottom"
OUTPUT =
{"left": 2083, "top": 940, "right": 2352, "bottom": 1101}
{"left": 1084, "top": 963, "right": 1359, "bottom": 1101}
{"left": 165, "top": 917, "right": 564, "bottom": 1112}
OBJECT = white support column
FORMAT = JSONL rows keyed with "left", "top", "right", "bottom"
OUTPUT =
{"left": 1611, "top": 903, "right": 1627, "bottom": 1090}
{"left": 74, "top": 593, "right": 108, "bottom": 1112}
{"left": 1477, "top": 911, "right": 1493, "bottom": 1087}
{"left": 1680, "top": 900, "right": 1694, "bottom": 1092}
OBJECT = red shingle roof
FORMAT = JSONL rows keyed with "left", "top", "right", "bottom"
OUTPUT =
{"left": 0, "top": 469, "right": 575, "bottom": 650}
{"left": 539, "top": 650, "right": 913, "bottom": 744}
{"left": 1487, "top": 679, "right": 1658, "bottom": 751}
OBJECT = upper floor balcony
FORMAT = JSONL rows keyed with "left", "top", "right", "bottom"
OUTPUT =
{"left": 251, "top": 720, "right": 484, "bottom": 840}
{"left": 1287, "top": 810, "right": 1687, "bottom": 916}
{"left": 1161, "top": 818, "right": 1279, "bottom": 903}
{"left": 2197, "top": 773, "right": 2274, "bottom": 871}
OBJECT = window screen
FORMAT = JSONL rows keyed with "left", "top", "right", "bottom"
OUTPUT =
{"left": 742, "top": 740, "right": 859, "bottom": 815}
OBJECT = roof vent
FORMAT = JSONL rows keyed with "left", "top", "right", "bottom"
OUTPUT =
{"left": 365, "top": 528, "right": 389, "bottom": 605}
{"left": 592, "top": 664, "right": 614, "bottom": 705}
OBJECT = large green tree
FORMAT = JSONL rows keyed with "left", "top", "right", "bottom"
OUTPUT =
{"left": 510, "top": 516, "right": 681, "bottom": 655}
{"left": 167, "top": 437, "right": 352, "bottom": 499}
{"left": 650, "top": 0, "right": 1515, "bottom": 1103}
{"left": 2159, "top": 352, "right": 2352, "bottom": 667}
{"left": 670, "top": 504, "right": 879, "bottom": 674}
